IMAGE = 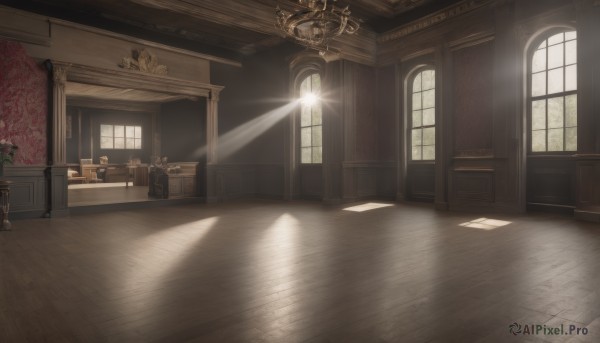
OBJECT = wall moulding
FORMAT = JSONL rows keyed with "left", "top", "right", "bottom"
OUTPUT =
{"left": 378, "top": 0, "right": 493, "bottom": 43}
{"left": 448, "top": 32, "right": 495, "bottom": 51}
{"left": 67, "top": 98, "right": 161, "bottom": 113}
{"left": 48, "top": 18, "right": 241, "bottom": 68}
{"left": 53, "top": 61, "right": 223, "bottom": 98}
{"left": 0, "top": 5, "right": 51, "bottom": 46}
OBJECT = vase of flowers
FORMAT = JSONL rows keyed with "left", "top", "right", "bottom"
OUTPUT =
{"left": 0, "top": 139, "right": 16, "bottom": 231}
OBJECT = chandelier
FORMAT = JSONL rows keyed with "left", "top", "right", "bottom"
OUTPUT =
{"left": 276, "top": 0, "right": 360, "bottom": 53}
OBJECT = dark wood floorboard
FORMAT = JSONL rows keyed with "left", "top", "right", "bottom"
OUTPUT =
{"left": 1, "top": 200, "right": 599, "bottom": 342}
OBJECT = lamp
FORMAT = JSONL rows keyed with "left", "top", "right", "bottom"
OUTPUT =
{"left": 276, "top": 0, "right": 360, "bottom": 54}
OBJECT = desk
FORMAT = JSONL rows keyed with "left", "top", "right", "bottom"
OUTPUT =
{"left": 68, "top": 176, "right": 87, "bottom": 184}
{"left": 81, "top": 164, "right": 101, "bottom": 182}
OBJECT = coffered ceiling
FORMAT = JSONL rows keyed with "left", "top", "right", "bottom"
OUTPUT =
{"left": 1, "top": 0, "right": 464, "bottom": 63}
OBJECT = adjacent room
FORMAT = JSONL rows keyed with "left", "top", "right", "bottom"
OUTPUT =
{"left": 0, "top": 0, "right": 599, "bottom": 341}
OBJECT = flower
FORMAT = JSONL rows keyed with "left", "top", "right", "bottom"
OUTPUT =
{"left": 0, "top": 140, "right": 18, "bottom": 165}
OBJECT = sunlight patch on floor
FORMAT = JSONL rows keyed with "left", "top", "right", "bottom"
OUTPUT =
{"left": 343, "top": 202, "right": 395, "bottom": 212}
{"left": 459, "top": 217, "right": 512, "bottom": 230}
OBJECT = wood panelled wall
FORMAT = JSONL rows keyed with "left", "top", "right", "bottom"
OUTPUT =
{"left": 452, "top": 41, "right": 494, "bottom": 156}
{"left": 375, "top": 0, "right": 600, "bottom": 218}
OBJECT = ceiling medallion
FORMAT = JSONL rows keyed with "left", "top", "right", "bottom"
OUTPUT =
{"left": 276, "top": 0, "right": 360, "bottom": 54}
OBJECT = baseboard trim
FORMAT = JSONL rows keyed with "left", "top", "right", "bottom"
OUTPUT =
{"left": 574, "top": 209, "right": 600, "bottom": 223}
{"left": 10, "top": 210, "right": 48, "bottom": 220}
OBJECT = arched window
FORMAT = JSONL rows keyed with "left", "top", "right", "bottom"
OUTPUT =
{"left": 299, "top": 73, "right": 322, "bottom": 164}
{"left": 410, "top": 69, "right": 435, "bottom": 160}
{"left": 530, "top": 30, "right": 577, "bottom": 152}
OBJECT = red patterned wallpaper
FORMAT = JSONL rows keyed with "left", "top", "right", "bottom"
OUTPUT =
{"left": 0, "top": 39, "right": 47, "bottom": 165}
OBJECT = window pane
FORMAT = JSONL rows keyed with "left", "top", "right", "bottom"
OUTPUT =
{"left": 126, "top": 138, "right": 134, "bottom": 149}
{"left": 100, "top": 137, "right": 113, "bottom": 149}
{"left": 532, "top": 130, "right": 546, "bottom": 152}
{"left": 301, "top": 147, "right": 311, "bottom": 163}
{"left": 565, "top": 65, "right": 577, "bottom": 91}
{"left": 532, "top": 49, "right": 546, "bottom": 73}
{"left": 547, "top": 67, "right": 564, "bottom": 94}
{"left": 100, "top": 124, "right": 113, "bottom": 137}
{"left": 547, "top": 32, "right": 564, "bottom": 45}
{"left": 548, "top": 128, "right": 564, "bottom": 151}
{"left": 411, "top": 128, "right": 422, "bottom": 147}
{"left": 422, "top": 145, "right": 435, "bottom": 160}
{"left": 114, "top": 137, "right": 125, "bottom": 149}
{"left": 135, "top": 126, "right": 142, "bottom": 138}
{"left": 312, "top": 105, "right": 322, "bottom": 126}
{"left": 413, "top": 73, "right": 422, "bottom": 92}
{"left": 532, "top": 72, "right": 546, "bottom": 96}
{"left": 301, "top": 105, "right": 311, "bottom": 127}
{"left": 423, "top": 108, "right": 435, "bottom": 126}
{"left": 547, "top": 97, "right": 564, "bottom": 129}
{"left": 412, "top": 146, "right": 422, "bottom": 160}
{"left": 565, "top": 40, "right": 576, "bottom": 65}
{"left": 312, "top": 126, "right": 322, "bottom": 147}
{"left": 412, "top": 92, "right": 422, "bottom": 110}
{"left": 547, "top": 43, "right": 564, "bottom": 69}
{"left": 422, "top": 89, "right": 435, "bottom": 109}
{"left": 114, "top": 125, "right": 125, "bottom": 138}
{"left": 300, "top": 77, "right": 309, "bottom": 96}
{"left": 311, "top": 74, "right": 321, "bottom": 93}
{"left": 532, "top": 100, "right": 546, "bottom": 130}
{"left": 565, "top": 31, "right": 576, "bottom": 40}
{"left": 423, "top": 127, "right": 435, "bottom": 145}
{"left": 301, "top": 127, "right": 311, "bottom": 147}
{"left": 126, "top": 126, "right": 135, "bottom": 138}
{"left": 412, "top": 110, "right": 422, "bottom": 128}
{"left": 565, "top": 127, "right": 577, "bottom": 151}
{"left": 538, "top": 39, "right": 547, "bottom": 49}
{"left": 134, "top": 138, "right": 142, "bottom": 149}
{"left": 422, "top": 70, "right": 435, "bottom": 90}
{"left": 565, "top": 95, "right": 577, "bottom": 127}
{"left": 312, "top": 147, "right": 322, "bottom": 163}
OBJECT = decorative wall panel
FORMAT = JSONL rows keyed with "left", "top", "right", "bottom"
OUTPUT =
{"left": 452, "top": 41, "right": 494, "bottom": 155}
{"left": 4, "top": 166, "right": 47, "bottom": 219}
{"left": 355, "top": 64, "right": 378, "bottom": 161}
{"left": 527, "top": 158, "right": 574, "bottom": 206}
{"left": 451, "top": 169, "right": 494, "bottom": 203}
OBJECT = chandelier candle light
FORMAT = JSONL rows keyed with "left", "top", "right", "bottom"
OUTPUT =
{"left": 276, "top": 0, "right": 360, "bottom": 54}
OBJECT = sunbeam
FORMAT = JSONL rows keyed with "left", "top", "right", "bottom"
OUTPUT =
{"left": 192, "top": 100, "right": 300, "bottom": 160}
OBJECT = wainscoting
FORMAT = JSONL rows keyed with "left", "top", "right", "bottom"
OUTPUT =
{"left": 574, "top": 155, "right": 600, "bottom": 222}
{"left": 526, "top": 156, "right": 575, "bottom": 211}
{"left": 343, "top": 162, "right": 395, "bottom": 202}
{"left": 448, "top": 156, "right": 496, "bottom": 211}
{"left": 209, "top": 164, "right": 284, "bottom": 201}
{"left": 3, "top": 166, "right": 48, "bottom": 219}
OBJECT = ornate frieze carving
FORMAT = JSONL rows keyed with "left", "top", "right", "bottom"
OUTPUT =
{"left": 119, "top": 48, "right": 168, "bottom": 75}
{"left": 378, "top": 0, "right": 493, "bottom": 43}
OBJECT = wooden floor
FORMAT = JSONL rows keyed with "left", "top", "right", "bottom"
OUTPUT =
{"left": 1, "top": 200, "right": 599, "bottom": 342}
{"left": 68, "top": 183, "right": 154, "bottom": 207}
